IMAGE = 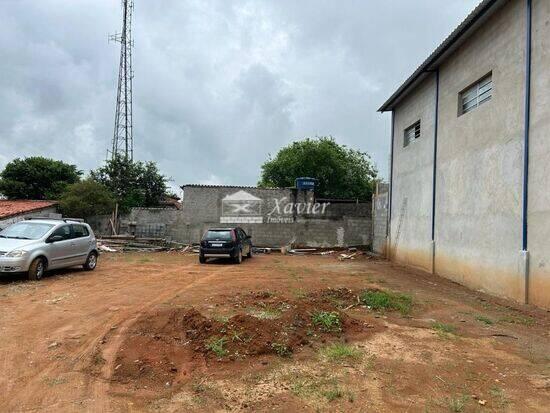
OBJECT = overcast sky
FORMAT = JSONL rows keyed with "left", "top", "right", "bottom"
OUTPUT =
{"left": 0, "top": 0, "right": 480, "bottom": 192}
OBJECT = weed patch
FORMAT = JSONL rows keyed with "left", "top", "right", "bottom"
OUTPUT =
{"left": 475, "top": 315, "right": 493, "bottom": 325}
{"left": 320, "top": 343, "right": 361, "bottom": 362}
{"left": 432, "top": 322, "right": 457, "bottom": 338}
{"left": 205, "top": 337, "right": 228, "bottom": 358}
{"left": 447, "top": 394, "right": 470, "bottom": 412}
{"left": 312, "top": 311, "right": 341, "bottom": 332}
{"left": 271, "top": 342, "right": 292, "bottom": 357}
{"left": 360, "top": 289, "right": 412, "bottom": 315}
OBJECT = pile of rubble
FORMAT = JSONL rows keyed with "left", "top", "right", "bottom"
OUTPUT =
{"left": 97, "top": 236, "right": 192, "bottom": 253}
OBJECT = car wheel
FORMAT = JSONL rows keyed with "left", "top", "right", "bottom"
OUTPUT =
{"left": 234, "top": 249, "right": 243, "bottom": 264}
{"left": 199, "top": 255, "right": 206, "bottom": 264}
{"left": 83, "top": 252, "right": 98, "bottom": 271}
{"left": 247, "top": 247, "right": 253, "bottom": 258}
{"left": 28, "top": 257, "right": 45, "bottom": 281}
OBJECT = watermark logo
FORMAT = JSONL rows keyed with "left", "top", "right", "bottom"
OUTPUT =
{"left": 266, "top": 197, "right": 330, "bottom": 223}
{"left": 220, "top": 190, "right": 263, "bottom": 223}
{"left": 219, "top": 190, "right": 331, "bottom": 224}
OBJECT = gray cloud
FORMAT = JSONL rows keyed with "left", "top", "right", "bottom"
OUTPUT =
{"left": 0, "top": 0, "right": 479, "bottom": 191}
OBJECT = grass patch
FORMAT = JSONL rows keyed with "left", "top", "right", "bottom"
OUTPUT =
{"left": 447, "top": 394, "right": 470, "bottom": 412}
{"left": 322, "top": 387, "right": 344, "bottom": 402}
{"left": 271, "top": 342, "right": 292, "bottom": 357}
{"left": 205, "top": 337, "right": 228, "bottom": 357}
{"left": 490, "top": 385, "right": 509, "bottom": 408}
{"left": 498, "top": 314, "right": 535, "bottom": 326}
{"left": 475, "top": 315, "right": 494, "bottom": 325}
{"left": 288, "top": 373, "right": 350, "bottom": 404}
{"left": 43, "top": 376, "right": 68, "bottom": 386}
{"left": 360, "top": 289, "right": 412, "bottom": 315}
{"left": 319, "top": 343, "right": 361, "bottom": 362}
{"left": 432, "top": 322, "right": 457, "bottom": 337}
{"left": 312, "top": 311, "right": 341, "bottom": 332}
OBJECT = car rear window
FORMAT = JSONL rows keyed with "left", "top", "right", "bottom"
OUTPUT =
{"left": 72, "top": 224, "right": 89, "bottom": 238}
{"left": 203, "top": 230, "right": 233, "bottom": 241}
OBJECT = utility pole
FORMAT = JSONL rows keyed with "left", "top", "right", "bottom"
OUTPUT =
{"left": 109, "top": 0, "right": 134, "bottom": 161}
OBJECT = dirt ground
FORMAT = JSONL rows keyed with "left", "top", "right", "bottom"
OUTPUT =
{"left": 0, "top": 252, "right": 549, "bottom": 412}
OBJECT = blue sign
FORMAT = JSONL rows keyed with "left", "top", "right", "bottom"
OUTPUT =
{"left": 295, "top": 177, "right": 316, "bottom": 190}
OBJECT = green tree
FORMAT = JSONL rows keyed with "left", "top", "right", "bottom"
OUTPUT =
{"left": 90, "top": 156, "right": 168, "bottom": 212}
{"left": 0, "top": 157, "right": 81, "bottom": 200}
{"left": 258, "top": 137, "right": 377, "bottom": 200}
{"left": 59, "top": 179, "right": 116, "bottom": 218}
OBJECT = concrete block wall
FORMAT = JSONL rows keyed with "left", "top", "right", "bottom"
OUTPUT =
{"left": 372, "top": 192, "right": 388, "bottom": 255}
{"left": 387, "top": 0, "right": 550, "bottom": 308}
{"left": 88, "top": 186, "right": 372, "bottom": 248}
{"left": 526, "top": 0, "right": 550, "bottom": 308}
{"left": 390, "top": 75, "right": 437, "bottom": 271}
{"left": 176, "top": 185, "right": 372, "bottom": 247}
{"left": 433, "top": 0, "right": 525, "bottom": 302}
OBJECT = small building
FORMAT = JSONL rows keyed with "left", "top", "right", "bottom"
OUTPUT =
{"left": 379, "top": 0, "right": 550, "bottom": 308}
{"left": 0, "top": 200, "right": 59, "bottom": 229}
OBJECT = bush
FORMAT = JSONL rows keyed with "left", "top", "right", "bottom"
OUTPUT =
{"left": 59, "top": 179, "right": 115, "bottom": 218}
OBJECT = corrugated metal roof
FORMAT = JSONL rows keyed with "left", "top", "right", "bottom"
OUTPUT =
{"left": 0, "top": 200, "right": 58, "bottom": 219}
{"left": 378, "top": 0, "right": 504, "bottom": 112}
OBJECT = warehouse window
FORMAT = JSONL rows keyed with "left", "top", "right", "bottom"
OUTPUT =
{"left": 460, "top": 73, "right": 492, "bottom": 115}
{"left": 403, "top": 120, "right": 421, "bottom": 147}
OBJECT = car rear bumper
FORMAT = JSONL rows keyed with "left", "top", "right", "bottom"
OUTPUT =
{"left": 200, "top": 247, "right": 237, "bottom": 258}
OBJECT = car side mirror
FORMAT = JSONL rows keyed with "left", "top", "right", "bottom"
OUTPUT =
{"left": 246, "top": 235, "right": 251, "bottom": 239}
{"left": 47, "top": 235, "right": 64, "bottom": 243}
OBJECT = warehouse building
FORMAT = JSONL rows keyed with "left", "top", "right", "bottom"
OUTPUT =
{"left": 379, "top": 0, "right": 549, "bottom": 308}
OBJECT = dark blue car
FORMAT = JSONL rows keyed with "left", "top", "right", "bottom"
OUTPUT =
{"left": 199, "top": 227, "right": 252, "bottom": 264}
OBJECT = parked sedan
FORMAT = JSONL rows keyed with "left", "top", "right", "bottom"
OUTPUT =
{"left": 199, "top": 227, "right": 252, "bottom": 264}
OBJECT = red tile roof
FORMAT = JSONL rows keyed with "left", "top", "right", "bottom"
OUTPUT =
{"left": 0, "top": 200, "right": 58, "bottom": 219}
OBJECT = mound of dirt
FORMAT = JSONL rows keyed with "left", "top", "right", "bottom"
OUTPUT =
{"left": 108, "top": 288, "right": 379, "bottom": 392}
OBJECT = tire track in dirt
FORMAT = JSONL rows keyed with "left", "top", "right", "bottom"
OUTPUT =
{"left": 2, "top": 262, "right": 210, "bottom": 412}
{"left": 89, "top": 265, "right": 229, "bottom": 412}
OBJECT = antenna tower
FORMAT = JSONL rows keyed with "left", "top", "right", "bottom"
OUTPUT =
{"left": 109, "top": 0, "right": 134, "bottom": 161}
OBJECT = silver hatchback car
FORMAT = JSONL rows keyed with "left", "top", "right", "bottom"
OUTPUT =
{"left": 0, "top": 218, "right": 98, "bottom": 281}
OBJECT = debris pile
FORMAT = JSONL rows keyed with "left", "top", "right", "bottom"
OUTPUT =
{"left": 97, "top": 236, "right": 192, "bottom": 253}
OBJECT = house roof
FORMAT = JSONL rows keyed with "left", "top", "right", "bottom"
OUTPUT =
{"left": 378, "top": 0, "right": 505, "bottom": 112}
{"left": 0, "top": 200, "right": 58, "bottom": 219}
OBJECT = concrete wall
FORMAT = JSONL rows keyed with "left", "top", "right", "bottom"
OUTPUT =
{"left": 89, "top": 187, "right": 372, "bottom": 248}
{"left": 390, "top": 75, "right": 436, "bottom": 271}
{"left": 0, "top": 207, "right": 60, "bottom": 230}
{"left": 389, "top": 0, "right": 550, "bottom": 308}
{"left": 434, "top": 0, "right": 526, "bottom": 302}
{"left": 178, "top": 186, "right": 372, "bottom": 247}
{"left": 527, "top": 0, "right": 550, "bottom": 308}
{"left": 372, "top": 189, "right": 389, "bottom": 255}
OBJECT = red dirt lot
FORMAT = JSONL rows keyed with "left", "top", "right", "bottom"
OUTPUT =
{"left": 0, "top": 252, "right": 549, "bottom": 412}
